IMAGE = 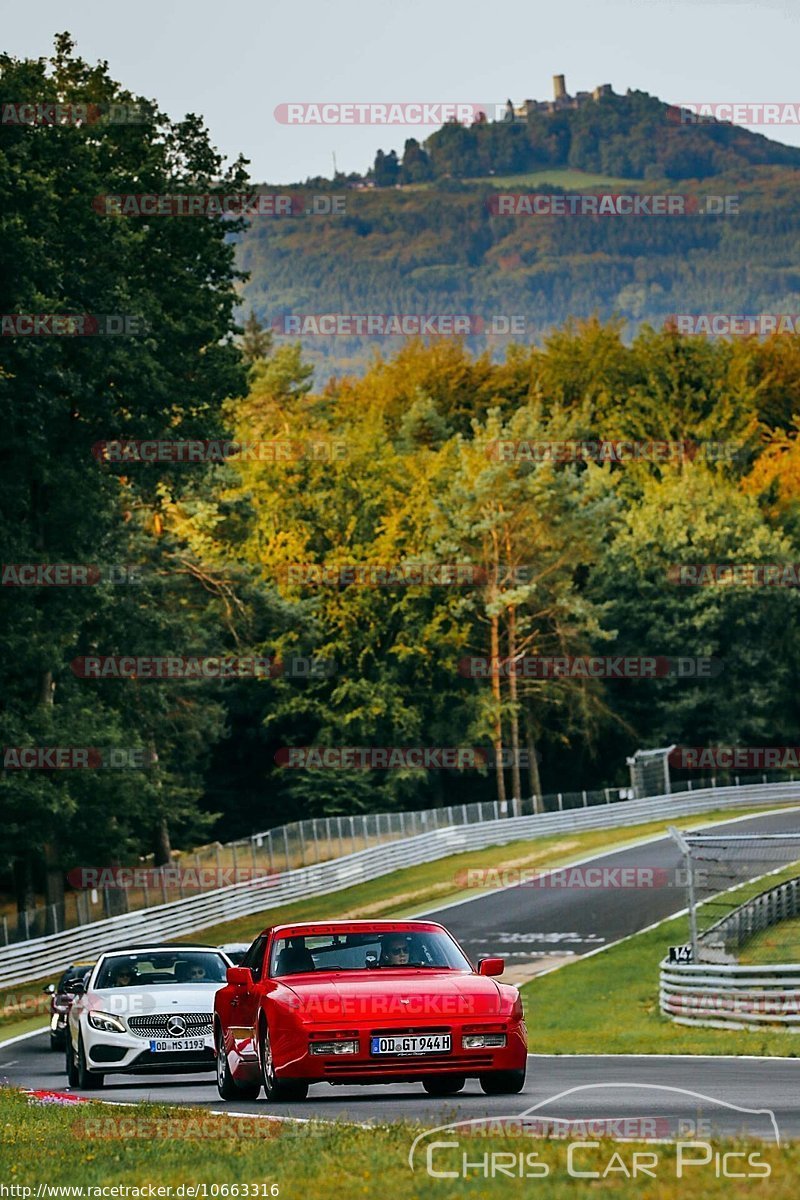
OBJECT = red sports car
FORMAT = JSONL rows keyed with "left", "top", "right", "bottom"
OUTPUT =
{"left": 213, "top": 919, "right": 527, "bottom": 1101}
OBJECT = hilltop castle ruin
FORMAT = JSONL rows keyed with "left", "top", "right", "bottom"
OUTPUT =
{"left": 512, "top": 75, "right": 613, "bottom": 120}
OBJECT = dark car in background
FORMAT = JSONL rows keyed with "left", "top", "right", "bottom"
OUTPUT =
{"left": 45, "top": 963, "right": 94, "bottom": 1050}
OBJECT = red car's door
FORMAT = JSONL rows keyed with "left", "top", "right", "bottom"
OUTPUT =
{"left": 226, "top": 934, "right": 269, "bottom": 1071}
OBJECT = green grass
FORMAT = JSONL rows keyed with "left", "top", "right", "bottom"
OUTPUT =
{"left": 466, "top": 167, "right": 650, "bottom": 189}
{"left": 3, "top": 801, "right": 796, "bottom": 1046}
{"left": 0, "top": 1089, "right": 795, "bottom": 1196}
{"left": 520, "top": 862, "right": 800, "bottom": 1057}
{"left": 193, "top": 802, "right": 797, "bottom": 945}
{"left": 740, "top": 914, "right": 800, "bottom": 965}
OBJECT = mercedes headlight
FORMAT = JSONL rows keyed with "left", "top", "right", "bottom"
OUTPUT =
{"left": 88, "top": 1010, "right": 126, "bottom": 1033}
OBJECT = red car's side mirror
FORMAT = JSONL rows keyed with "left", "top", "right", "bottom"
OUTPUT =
{"left": 477, "top": 957, "right": 505, "bottom": 977}
{"left": 227, "top": 966, "right": 252, "bottom": 986}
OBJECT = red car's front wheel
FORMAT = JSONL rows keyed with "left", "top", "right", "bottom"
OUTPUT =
{"left": 215, "top": 1025, "right": 260, "bottom": 1102}
{"left": 479, "top": 1068, "right": 526, "bottom": 1095}
{"left": 258, "top": 1021, "right": 308, "bottom": 1102}
{"left": 422, "top": 1075, "right": 466, "bottom": 1096}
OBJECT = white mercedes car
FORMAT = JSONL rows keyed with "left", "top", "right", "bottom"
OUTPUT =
{"left": 66, "top": 944, "right": 231, "bottom": 1088}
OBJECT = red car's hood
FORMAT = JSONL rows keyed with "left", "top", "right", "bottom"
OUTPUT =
{"left": 279, "top": 971, "right": 510, "bottom": 1023}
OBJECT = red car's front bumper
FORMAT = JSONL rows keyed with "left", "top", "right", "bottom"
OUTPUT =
{"left": 270, "top": 1019, "right": 527, "bottom": 1083}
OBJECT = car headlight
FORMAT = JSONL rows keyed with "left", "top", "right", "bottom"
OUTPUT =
{"left": 88, "top": 1010, "right": 127, "bottom": 1033}
{"left": 462, "top": 1033, "right": 506, "bottom": 1049}
{"left": 309, "top": 1039, "right": 359, "bottom": 1055}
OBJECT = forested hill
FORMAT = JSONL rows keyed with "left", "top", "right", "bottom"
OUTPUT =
{"left": 237, "top": 88, "right": 800, "bottom": 381}
{"left": 384, "top": 89, "right": 800, "bottom": 184}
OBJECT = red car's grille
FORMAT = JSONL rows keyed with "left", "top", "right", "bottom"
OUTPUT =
{"left": 369, "top": 1027, "right": 451, "bottom": 1036}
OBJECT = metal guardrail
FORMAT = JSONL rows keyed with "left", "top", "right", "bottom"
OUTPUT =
{"left": 660, "top": 872, "right": 800, "bottom": 1028}
{"left": 699, "top": 875, "right": 800, "bottom": 962}
{"left": 4, "top": 787, "right": 634, "bottom": 944}
{"left": 3, "top": 781, "right": 799, "bottom": 989}
{"left": 660, "top": 961, "right": 800, "bottom": 1029}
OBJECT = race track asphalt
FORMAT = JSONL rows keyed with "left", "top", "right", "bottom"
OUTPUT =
{"left": 3, "top": 806, "right": 799, "bottom": 1137}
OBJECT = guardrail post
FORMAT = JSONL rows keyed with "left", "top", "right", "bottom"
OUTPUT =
{"left": 582, "top": 791, "right": 587, "bottom": 807}
{"left": 283, "top": 826, "right": 291, "bottom": 871}
{"left": 557, "top": 793, "right": 563, "bottom": 811}
{"left": 298, "top": 824, "right": 307, "bottom": 867}
{"left": 160, "top": 870, "right": 168, "bottom": 906}
{"left": 604, "top": 788, "right": 611, "bottom": 804}
{"left": 1, "top": 915, "right": 7, "bottom": 945}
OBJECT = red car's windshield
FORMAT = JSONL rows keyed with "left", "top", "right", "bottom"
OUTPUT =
{"left": 269, "top": 930, "right": 471, "bottom": 976}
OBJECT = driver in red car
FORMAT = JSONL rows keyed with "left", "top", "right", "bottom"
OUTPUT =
{"left": 379, "top": 935, "right": 410, "bottom": 965}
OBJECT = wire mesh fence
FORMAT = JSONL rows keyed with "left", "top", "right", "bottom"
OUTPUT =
{"left": 670, "top": 829, "right": 800, "bottom": 963}
{"left": 1, "top": 786, "right": 636, "bottom": 944}
{"left": 5, "top": 764, "right": 800, "bottom": 946}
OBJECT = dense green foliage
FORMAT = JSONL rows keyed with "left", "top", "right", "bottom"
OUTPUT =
{"left": 240, "top": 166, "right": 800, "bottom": 382}
{"left": 3, "top": 39, "right": 800, "bottom": 917}
{"left": 392, "top": 90, "right": 800, "bottom": 183}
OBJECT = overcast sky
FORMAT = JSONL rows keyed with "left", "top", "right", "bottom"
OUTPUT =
{"left": 3, "top": 0, "right": 799, "bottom": 182}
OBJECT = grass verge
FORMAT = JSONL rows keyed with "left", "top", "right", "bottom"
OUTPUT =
{"left": 194, "top": 802, "right": 800, "bottom": 943}
{"left": 520, "top": 862, "right": 800, "bottom": 1056}
{"left": 740, "top": 914, "right": 800, "bottom": 965}
{"left": 3, "top": 801, "right": 796, "bottom": 1045}
{"left": 0, "top": 1089, "right": 795, "bottom": 1196}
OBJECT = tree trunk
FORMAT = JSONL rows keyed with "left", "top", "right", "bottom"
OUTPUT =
{"left": 43, "top": 842, "right": 63, "bottom": 934}
{"left": 153, "top": 817, "right": 172, "bottom": 867}
{"left": 525, "top": 708, "right": 543, "bottom": 814}
{"left": 41, "top": 670, "right": 65, "bottom": 931}
{"left": 13, "top": 856, "right": 36, "bottom": 937}
{"left": 490, "top": 611, "right": 506, "bottom": 805}
{"left": 507, "top": 605, "right": 522, "bottom": 813}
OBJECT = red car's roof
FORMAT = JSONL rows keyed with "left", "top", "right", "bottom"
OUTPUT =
{"left": 265, "top": 919, "right": 448, "bottom": 938}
